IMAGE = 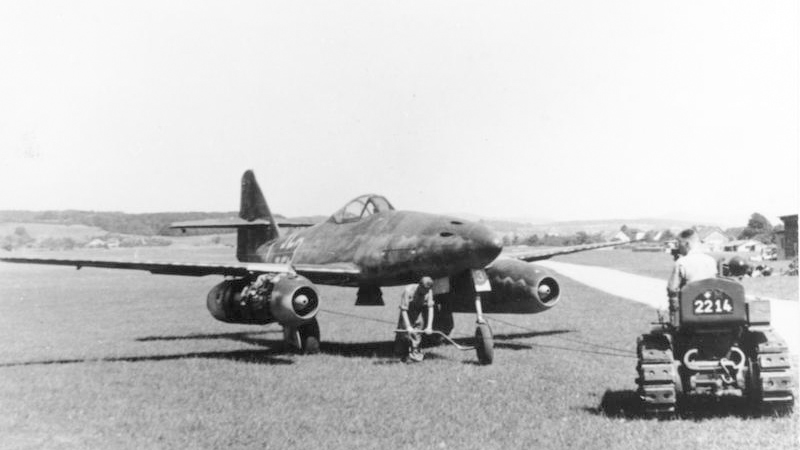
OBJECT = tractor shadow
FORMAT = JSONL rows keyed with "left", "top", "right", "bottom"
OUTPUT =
{"left": 587, "top": 389, "right": 793, "bottom": 420}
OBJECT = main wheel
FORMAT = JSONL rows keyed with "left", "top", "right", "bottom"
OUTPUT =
{"left": 475, "top": 322, "right": 494, "bottom": 365}
{"left": 297, "top": 319, "right": 321, "bottom": 354}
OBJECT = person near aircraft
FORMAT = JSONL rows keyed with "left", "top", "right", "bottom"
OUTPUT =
{"left": 395, "top": 276, "right": 435, "bottom": 362}
{"left": 666, "top": 228, "right": 718, "bottom": 321}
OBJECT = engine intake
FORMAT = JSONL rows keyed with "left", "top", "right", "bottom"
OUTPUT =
{"left": 206, "top": 273, "right": 319, "bottom": 326}
{"left": 482, "top": 259, "right": 561, "bottom": 313}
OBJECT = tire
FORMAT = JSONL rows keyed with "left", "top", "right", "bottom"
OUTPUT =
{"left": 475, "top": 322, "right": 494, "bottom": 365}
{"left": 297, "top": 319, "right": 320, "bottom": 354}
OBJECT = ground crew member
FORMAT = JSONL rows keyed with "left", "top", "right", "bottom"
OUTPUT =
{"left": 666, "top": 229, "right": 718, "bottom": 321}
{"left": 395, "top": 276, "right": 435, "bottom": 362}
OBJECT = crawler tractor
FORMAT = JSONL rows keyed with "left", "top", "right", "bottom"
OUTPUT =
{"left": 636, "top": 277, "right": 795, "bottom": 415}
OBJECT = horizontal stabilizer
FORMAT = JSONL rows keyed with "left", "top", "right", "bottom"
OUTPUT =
{"left": 170, "top": 218, "right": 271, "bottom": 230}
{"left": 170, "top": 218, "right": 316, "bottom": 231}
{"left": 277, "top": 222, "right": 316, "bottom": 228}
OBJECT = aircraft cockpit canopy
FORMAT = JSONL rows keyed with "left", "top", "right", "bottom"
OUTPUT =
{"left": 330, "top": 195, "right": 394, "bottom": 223}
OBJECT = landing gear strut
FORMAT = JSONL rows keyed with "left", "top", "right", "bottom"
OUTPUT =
{"left": 474, "top": 292, "right": 494, "bottom": 365}
{"left": 284, "top": 318, "right": 321, "bottom": 354}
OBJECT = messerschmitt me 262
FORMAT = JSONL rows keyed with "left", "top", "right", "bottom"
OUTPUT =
{"left": 636, "top": 272, "right": 795, "bottom": 415}
{"left": 2, "top": 170, "right": 622, "bottom": 364}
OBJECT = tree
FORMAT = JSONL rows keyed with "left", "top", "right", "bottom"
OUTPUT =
{"left": 12, "top": 227, "right": 34, "bottom": 246}
{"left": 747, "top": 212, "right": 772, "bottom": 232}
{"left": 524, "top": 234, "right": 540, "bottom": 246}
{"left": 739, "top": 212, "right": 774, "bottom": 243}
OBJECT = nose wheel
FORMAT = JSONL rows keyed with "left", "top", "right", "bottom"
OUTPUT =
{"left": 474, "top": 292, "right": 494, "bottom": 365}
{"left": 475, "top": 321, "right": 494, "bottom": 365}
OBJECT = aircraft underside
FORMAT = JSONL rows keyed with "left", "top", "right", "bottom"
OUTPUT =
{"left": 201, "top": 257, "right": 563, "bottom": 364}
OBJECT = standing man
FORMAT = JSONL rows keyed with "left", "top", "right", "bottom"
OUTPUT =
{"left": 395, "top": 276, "right": 435, "bottom": 362}
{"left": 666, "top": 229, "right": 718, "bottom": 322}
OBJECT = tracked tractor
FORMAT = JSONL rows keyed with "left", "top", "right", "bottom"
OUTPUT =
{"left": 636, "top": 276, "right": 795, "bottom": 416}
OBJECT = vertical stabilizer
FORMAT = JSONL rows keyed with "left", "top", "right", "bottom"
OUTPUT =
{"left": 238, "top": 170, "right": 278, "bottom": 262}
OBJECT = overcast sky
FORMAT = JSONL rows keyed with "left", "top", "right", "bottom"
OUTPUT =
{"left": 1, "top": 1, "right": 797, "bottom": 226}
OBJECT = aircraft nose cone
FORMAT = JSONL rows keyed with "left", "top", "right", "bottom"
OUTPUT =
{"left": 468, "top": 224, "right": 503, "bottom": 266}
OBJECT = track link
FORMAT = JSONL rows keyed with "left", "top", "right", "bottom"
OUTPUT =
{"left": 637, "top": 333, "right": 678, "bottom": 416}
{"left": 749, "top": 330, "right": 795, "bottom": 412}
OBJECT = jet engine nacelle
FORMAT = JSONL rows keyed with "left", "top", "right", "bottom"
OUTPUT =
{"left": 206, "top": 273, "right": 319, "bottom": 327}
{"left": 447, "top": 259, "right": 560, "bottom": 314}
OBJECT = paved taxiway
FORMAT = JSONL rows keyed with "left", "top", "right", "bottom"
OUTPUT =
{"left": 537, "top": 261, "right": 799, "bottom": 357}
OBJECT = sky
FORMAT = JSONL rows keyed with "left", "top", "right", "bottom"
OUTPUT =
{"left": 0, "top": 1, "right": 797, "bottom": 227}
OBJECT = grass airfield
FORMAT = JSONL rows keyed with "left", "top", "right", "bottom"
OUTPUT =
{"left": 0, "top": 247, "right": 797, "bottom": 449}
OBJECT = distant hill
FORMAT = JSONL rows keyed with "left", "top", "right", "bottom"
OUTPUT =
{"left": 0, "top": 210, "right": 328, "bottom": 237}
{"left": 0, "top": 209, "right": 727, "bottom": 240}
{"left": 519, "top": 217, "right": 707, "bottom": 236}
{"left": 465, "top": 215, "right": 724, "bottom": 237}
{"left": 443, "top": 210, "right": 730, "bottom": 236}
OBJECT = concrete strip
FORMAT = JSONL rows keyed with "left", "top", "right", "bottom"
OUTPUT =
{"left": 537, "top": 260, "right": 799, "bottom": 356}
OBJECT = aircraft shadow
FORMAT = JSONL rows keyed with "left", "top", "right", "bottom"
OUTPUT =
{"left": 135, "top": 329, "right": 577, "bottom": 360}
{"left": 586, "top": 389, "right": 792, "bottom": 420}
{"left": 136, "top": 330, "right": 282, "bottom": 341}
{"left": 490, "top": 329, "right": 574, "bottom": 351}
{"left": 0, "top": 348, "right": 293, "bottom": 368}
{"left": 0, "top": 329, "right": 583, "bottom": 368}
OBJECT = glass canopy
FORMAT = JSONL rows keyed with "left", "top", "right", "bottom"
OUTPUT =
{"left": 330, "top": 195, "right": 394, "bottom": 223}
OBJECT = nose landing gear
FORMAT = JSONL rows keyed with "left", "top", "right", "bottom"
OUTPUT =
{"left": 472, "top": 269, "right": 494, "bottom": 365}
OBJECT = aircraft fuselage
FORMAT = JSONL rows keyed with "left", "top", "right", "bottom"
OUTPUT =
{"left": 261, "top": 211, "right": 502, "bottom": 286}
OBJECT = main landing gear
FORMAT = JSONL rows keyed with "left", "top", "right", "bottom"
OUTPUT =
{"left": 283, "top": 318, "right": 321, "bottom": 354}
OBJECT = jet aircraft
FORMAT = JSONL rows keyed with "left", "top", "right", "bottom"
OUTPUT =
{"left": 1, "top": 170, "right": 624, "bottom": 364}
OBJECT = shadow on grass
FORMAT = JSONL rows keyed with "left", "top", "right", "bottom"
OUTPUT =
{"left": 2, "top": 328, "right": 618, "bottom": 368}
{"left": 0, "top": 349, "right": 293, "bottom": 368}
{"left": 587, "top": 389, "right": 794, "bottom": 420}
{"left": 136, "top": 330, "right": 281, "bottom": 342}
{"left": 137, "top": 330, "right": 281, "bottom": 348}
{"left": 485, "top": 330, "right": 636, "bottom": 359}
{"left": 135, "top": 329, "right": 578, "bottom": 359}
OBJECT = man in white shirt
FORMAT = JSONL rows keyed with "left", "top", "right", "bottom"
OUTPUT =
{"left": 666, "top": 229, "right": 718, "bottom": 320}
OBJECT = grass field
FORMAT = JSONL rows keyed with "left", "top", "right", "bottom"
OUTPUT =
{"left": 0, "top": 247, "right": 797, "bottom": 449}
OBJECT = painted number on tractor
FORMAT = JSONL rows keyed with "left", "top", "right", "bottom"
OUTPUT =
{"left": 692, "top": 298, "right": 733, "bottom": 315}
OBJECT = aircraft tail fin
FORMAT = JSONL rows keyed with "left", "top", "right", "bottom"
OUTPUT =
{"left": 238, "top": 170, "right": 278, "bottom": 262}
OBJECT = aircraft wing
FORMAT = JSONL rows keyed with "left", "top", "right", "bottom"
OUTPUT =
{"left": 503, "top": 241, "right": 626, "bottom": 262}
{"left": 0, "top": 256, "right": 361, "bottom": 283}
{"left": 294, "top": 263, "right": 362, "bottom": 285}
{"left": 0, "top": 256, "right": 294, "bottom": 277}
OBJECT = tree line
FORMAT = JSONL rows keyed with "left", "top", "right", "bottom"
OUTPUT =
{"left": 0, "top": 210, "right": 258, "bottom": 236}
